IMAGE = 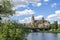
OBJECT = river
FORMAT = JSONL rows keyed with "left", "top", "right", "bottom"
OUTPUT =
{"left": 26, "top": 32, "right": 60, "bottom": 40}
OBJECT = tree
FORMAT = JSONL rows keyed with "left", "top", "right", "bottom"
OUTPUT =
{"left": 0, "top": 21, "right": 29, "bottom": 40}
{"left": 0, "top": 4, "right": 3, "bottom": 20}
{"left": 0, "top": 0, "right": 15, "bottom": 17}
{"left": 54, "top": 21, "right": 58, "bottom": 30}
{"left": 50, "top": 21, "right": 58, "bottom": 30}
{"left": 50, "top": 23, "right": 55, "bottom": 29}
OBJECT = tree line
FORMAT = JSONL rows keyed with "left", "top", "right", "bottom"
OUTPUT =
{"left": 0, "top": 0, "right": 29, "bottom": 40}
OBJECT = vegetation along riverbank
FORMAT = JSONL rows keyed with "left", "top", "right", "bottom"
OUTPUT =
{"left": 0, "top": 0, "right": 60, "bottom": 40}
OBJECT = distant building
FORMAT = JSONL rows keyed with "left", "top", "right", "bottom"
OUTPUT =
{"left": 31, "top": 15, "right": 50, "bottom": 28}
{"left": 31, "top": 15, "right": 35, "bottom": 27}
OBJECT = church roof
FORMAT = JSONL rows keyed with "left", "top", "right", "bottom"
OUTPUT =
{"left": 34, "top": 20, "right": 50, "bottom": 24}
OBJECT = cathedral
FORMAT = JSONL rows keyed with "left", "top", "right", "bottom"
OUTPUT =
{"left": 31, "top": 15, "right": 50, "bottom": 28}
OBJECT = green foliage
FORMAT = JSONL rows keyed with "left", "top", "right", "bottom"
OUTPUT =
{"left": 0, "top": 22, "right": 29, "bottom": 40}
{"left": 57, "top": 28, "right": 60, "bottom": 32}
{"left": 50, "top": 21, "right": 58, "bottom": 29}
{"left": 0, "top": 0, "right": 15, "bottom": 16}
{"left": 54, "top": 21, "right": 58, "bottom": 29}
{"left": 50, "top": 23, "right": 55, "bottom": 29}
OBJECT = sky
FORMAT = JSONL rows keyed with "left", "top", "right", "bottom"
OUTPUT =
{"left": 2, "top": 0, "right": 60, "bottom": 24}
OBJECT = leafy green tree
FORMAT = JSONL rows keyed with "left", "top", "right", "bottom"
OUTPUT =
{"left": 50, "top": 21, "right": 58, "bottom": 30}
{"left": 0, "top": 0, "right": 29, "bottom": 40}
{"left": 0, "top": 0, "right": 15, "bottom": 16}
{"left": 0, "top": 0, "right": 15, "bottom": 26}
{"left": 50, "top": 23, "right": 55, "bottom": 29}
{"left": 0, "top": 0, "right": 15, "bottom": 22}
{"left": 54, "top": 21, "right": 58, "bottom": 30}
{"left": 0, "top": 22, "right": 29, "bottom": 40}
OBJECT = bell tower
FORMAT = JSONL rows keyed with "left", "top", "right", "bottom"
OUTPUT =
{"left": 42, "top": 17, "right": 44, "bottom": 23}
{"left": 42, "top": 17, "right": 44, "bottom": 28}
{"left": 31, "top": 15, "right": 34, "bottom": 27}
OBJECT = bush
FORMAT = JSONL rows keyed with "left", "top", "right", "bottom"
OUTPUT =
{"left": 0, "top": 22, "right": 29, "bottom": 40}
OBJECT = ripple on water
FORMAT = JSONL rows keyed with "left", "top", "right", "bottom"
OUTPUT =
{"left": 26, "top": 32, "right": 60, "bottom": 40}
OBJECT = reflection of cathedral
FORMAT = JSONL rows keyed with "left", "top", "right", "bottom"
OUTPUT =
{"left": 31, "top": 15, "right": 50, "bottom": 28}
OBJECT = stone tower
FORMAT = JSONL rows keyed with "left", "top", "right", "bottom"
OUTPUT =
{"left": 42, "top": 17, "right": 44, "bottom": 28}
{"left": 42, "top": 17, "right": 44, "bottom": 23}
{"left": 31, "top": 15, "right": 34, "bottom": 27}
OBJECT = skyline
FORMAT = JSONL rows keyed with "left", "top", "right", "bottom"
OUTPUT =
{"left": 2, "top": 0, "right": 60, "bottom": 24}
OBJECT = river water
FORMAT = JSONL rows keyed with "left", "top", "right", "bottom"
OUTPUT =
{"left": 26, "top": 32, "right": 60, "bottom": 40}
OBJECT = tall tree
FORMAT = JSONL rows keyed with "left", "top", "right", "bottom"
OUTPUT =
{"left": 54, "top": 21, "right": 58, "bottom": 30}
{"left": 51, "top": 21, "right": 58, "bottom": 30}
{"left": 0, "top": 0, "right": 15, "bottom": 17}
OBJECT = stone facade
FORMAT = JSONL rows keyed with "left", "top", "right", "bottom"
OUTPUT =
{"left": 31, "top": 15, "right": 35, "bottom": 27}
{"left": 31, "top": 16, "right": 50, "bottom": 28}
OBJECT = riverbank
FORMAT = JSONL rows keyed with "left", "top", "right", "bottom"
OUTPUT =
{"left": 39, "top": 29, "right": 60, "bottom": 33}
{"left": 28, "top": 28, "right": 60, "bottom": 33}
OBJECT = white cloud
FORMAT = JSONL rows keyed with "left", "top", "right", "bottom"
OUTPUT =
{"left": 11, "top": 0, "right": 41, "bottom": 9}
{"left": 51, "top": 3, "right": 57, "bottom": 7}
{"left": 46, "top": 10, "right": 60, "bottom": 24}
{"left": 56, "top": 10, "right": 60, "bottom": 14}
{"left": 12, "top": 0, "right": 28, "bottom": 9}
{"left": 18, "top": 15, "right": 43, "bottom": 23}
{"left": 47, "top": 10, "right": 60, "bottom": 19}
{"left": 18, "top": 20, "right": 25, "bottom": 23}
{"left": 1, "top": 17, "right": 10, "bottom": 22}
{"left": 44, "top": 0, "right": 49, "bottom": 2}
{"left": 14, "top": 9, "right": 34, "bottom": 16}
{"left": 18, "top": 17, "right": 31, "bottom": 23}
{"left": 37, "top": 3, "right": 42, "bottom": 7}
{"left": 35, "top": 15, "right": 43, "bottom": 20}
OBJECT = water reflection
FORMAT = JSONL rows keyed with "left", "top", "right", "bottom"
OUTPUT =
{"left": 26, "top": 32, "right": 60, "bottom": 40}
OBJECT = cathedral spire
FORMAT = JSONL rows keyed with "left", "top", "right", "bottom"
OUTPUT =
{"left": 31, "top": 15, "right": 34, "bottom": 27}
{"left": 42, "top": 17, "right": 44, "bottom": 23}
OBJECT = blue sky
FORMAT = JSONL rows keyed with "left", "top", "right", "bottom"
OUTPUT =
{"left": 8, "top": 0, "right": 60, "bottom": 23}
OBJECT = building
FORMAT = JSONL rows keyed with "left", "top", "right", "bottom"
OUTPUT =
{"left": 31, "top": 15, "right": 50, "bottom": 28}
